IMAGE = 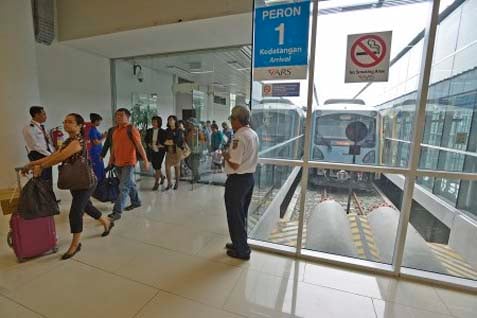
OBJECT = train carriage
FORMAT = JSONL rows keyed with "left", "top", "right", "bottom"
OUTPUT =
{"left": 309, "top": 99, "right": 380, "bottom": 189}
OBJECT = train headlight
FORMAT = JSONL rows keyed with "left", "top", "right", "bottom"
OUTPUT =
{"left": 337, "top": 170, "right": 349, "bottom": 181}
{"left": 363, "top": 150, "right": 376, "bottom": 164}
{"left": 313, "top": 147, "right": 324, "bottom": 160}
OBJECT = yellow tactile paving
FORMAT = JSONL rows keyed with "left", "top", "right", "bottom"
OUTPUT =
{"left": 428, "top": 243, "right": 477, "bottom": 280}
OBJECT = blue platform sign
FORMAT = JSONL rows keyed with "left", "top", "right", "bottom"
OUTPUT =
{"left": 253, "top": 1, "right": 310, "bottom": 80}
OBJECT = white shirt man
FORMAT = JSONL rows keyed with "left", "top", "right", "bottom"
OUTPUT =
{"left": 224, "top": 126, "right": 259, "bottom": 175}
{"left": 22, "top": 106, "right": 55, "bottom": 192}
{"left": 23, "top": 120, "right": 53, "bottom": 157}
{"left": 223, "top": 105, "right": 259, "bottom": 261}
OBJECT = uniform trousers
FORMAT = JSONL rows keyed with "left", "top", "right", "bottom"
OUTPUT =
{"left": 224, "top": 173, "right": 255, "bottom": 256}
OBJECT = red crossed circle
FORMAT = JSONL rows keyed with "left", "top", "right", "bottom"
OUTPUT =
{"left": 351, "top": 34, "right": 387, "bottom": 68}
{"left": 263, "top": 85, "right": 272, "bottom": 95}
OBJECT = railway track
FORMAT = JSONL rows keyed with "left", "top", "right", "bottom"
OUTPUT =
{"left": 254, "top": 182, "right": 477, "bottom": 280}
{"left": 267, "top": 185, "right": 388, "bottom": 250}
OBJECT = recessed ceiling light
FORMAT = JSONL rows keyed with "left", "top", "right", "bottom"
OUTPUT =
{"left": 190, "top": 70, "right": 214, "bottom": 74}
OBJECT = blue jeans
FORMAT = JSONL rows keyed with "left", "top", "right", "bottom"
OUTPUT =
{"left": 112, "top": 165, "right": 141, "bottom": 214}
{"left": 225, "top": 173, "right": 255, "bottom": 256}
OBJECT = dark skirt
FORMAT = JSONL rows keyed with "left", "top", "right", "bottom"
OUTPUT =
{"left": 148, "top": 149, "right": 166, "bottom": 170}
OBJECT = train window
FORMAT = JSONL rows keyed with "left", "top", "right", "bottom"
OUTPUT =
{"left": 314, "top": 114, "right": 376, "bottom": 147}
{"left": 251, "top": 107, "right": 305, "bottom": 160}
{"left": 339, "top": 114, "right": 353, "bottom": 121}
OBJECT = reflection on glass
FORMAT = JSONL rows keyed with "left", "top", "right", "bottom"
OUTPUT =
{"left": 251, "top": 100, "right": 305, "bottom": 160}
{"left": 416, "top": 0, "right": 477, "bottom": 220}
{"left": 304, "top": 171, "right": 402, "bottom": 264}
{"left": 248, "top": 163, "right": 302, "bottom": 248}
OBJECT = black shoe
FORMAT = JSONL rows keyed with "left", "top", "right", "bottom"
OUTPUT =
{"left": 160, "top": 176, "right": 165, "bottom": 185}
{"left": 163, "top": 185, "right": 171, "bottom": 191}
{"left": 125, "top": 204, "right": 141, "bottom": 211}
{"left": 101, "top": 221, "right": 114, "bottom": 237}
{"left": 226, "top": 249, "right": 250, "bottom": 260}
{"left": 61, "top": 243, "right": 82, "bottom": 260}
{"left": 152, "top": 183, "right": 159, "bottom": 191}
{"left": 225, "top": 243, "right": 234, "bottom": 250}
{"left": 173, "top": 183, "right": 178, "bottom": 190}
{"left": 108, "top": 213, "right": 121, "bottom": 221}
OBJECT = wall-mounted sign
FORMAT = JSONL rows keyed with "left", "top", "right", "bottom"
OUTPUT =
{"left": 253, "top": 1, "right": 310, "bottom": 81}
{"left": 345, "top": 31, "right": 392, "bottom": 83}
{"left": 262, "top": 82, "right": 301, "bottom": 97}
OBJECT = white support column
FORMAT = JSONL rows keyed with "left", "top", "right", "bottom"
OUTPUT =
{"left": 0, "top": 0, "right": 41, "bottom": 188}
{"left": 296, "top": 0, "right": 320, "bottom": 254}
{"left": 391, "top": 0, "right": 441, "bottom": 274}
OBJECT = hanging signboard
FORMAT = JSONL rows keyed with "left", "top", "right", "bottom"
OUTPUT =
{"left": 262, "top": 82, "right": 300, "bottom": 97}
{"left": 253, "top": 1, "right": 310, "bottom": 81}
{"left": 345, "top": 31, "right": 392, "bottom": 83}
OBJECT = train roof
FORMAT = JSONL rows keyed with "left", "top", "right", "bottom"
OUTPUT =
{"left": 315, "top": 103, "right": 376, "bottom": 112}
{"left": 324, "top": 99, "right": 365, "bottom": 105}
{"left": 253, "top": 100, "right": 306, "bottom": 112}
{"left": 258, "top": 98, "right": 294, "bottom": 105}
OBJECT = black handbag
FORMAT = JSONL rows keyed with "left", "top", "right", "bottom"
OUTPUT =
{"left": 18, "top": 178, "right": 60, "bottom": 219}
{"left": 93, "top": 168, "right": 119, "bottom": 202}
{"left": 58, "top": 145, "right": 97, "bottom": 190}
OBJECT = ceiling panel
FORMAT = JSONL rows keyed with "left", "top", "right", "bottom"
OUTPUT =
{"left": 122, "top": 46, "right": 252, "bottom": 97}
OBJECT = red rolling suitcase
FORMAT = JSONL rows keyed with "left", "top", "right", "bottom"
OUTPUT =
{"left": 6, "top": 168, "right": 58, "bottom": 262}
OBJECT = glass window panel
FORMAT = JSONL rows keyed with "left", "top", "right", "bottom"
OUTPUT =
{"left": 403, "top": 176, "right": 477, "bottom": 281}
{"left": 303, "top": 170, "right": 403, "bottom": 265}
{"left": 312, "top": 0, "right": 431, "bottom": 168}
{"left": 248, "top": 163, "right": 302, "bottom": 248}
{"left": 405, "top": 0, "right": 477, "bottom": 282}
{"left": 251, "top": 0, "right": 310, "bottom": 161}
{"left": 251, "top": 101, "right": 305, "bottom": 160}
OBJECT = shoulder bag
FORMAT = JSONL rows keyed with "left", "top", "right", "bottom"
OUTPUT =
{"left": 58, "top": 142, "right": 97, "bottom": 190}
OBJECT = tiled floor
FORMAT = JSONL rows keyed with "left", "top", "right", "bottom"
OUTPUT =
{"left": 0, "top": 180, "right": 475, "bottom": 318}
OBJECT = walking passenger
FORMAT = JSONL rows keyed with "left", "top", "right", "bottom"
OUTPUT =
{"left": 210, "top": 123, "right": 225, "bottom": 171}
{"left": 108, "top": 108, "right": 149, "bottom": 221}
{"left": 88, "top": 113, "right": 106, "bottom": 181}
{"left": 222, "top": 122, "right": 233, "bottom": 149}
{"left": 185, "top": 118, "right": 206, "bottom": 183}
{"left": 145, "top": 116, "right": 167, "bottom": 190}
{"left": 210, "top": 123, "right": 225, "bottom": 153}
{"left": 23, "top": 113, "right": 114, "bottom": 260}
{"left": 223, "top": 106, "right": 259, "bottom": 260}
{"left": 164, "top": 115, "right": 184, "bottom": 190}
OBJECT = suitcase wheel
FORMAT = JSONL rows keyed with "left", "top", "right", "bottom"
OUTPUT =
{"left": 7, "top": 231, "right": 13, "bottom": 248}
{"left": 52, "top": 246, "right": 59, "bottom": 253}
{"left": 17, "top": 257, "right": 26, "bottom": 263}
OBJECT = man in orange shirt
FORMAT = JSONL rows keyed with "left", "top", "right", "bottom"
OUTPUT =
{"left": 108, "top": 108, "right": 149, "bottom": 221}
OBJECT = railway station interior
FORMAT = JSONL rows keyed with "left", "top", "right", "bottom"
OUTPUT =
{"left": 1, "top": 0, "right": 477, "bottom": 317}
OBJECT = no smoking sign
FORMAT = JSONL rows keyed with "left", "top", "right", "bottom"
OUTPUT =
{"left": 345, "top": 31, "right": 392, "bottom": 83}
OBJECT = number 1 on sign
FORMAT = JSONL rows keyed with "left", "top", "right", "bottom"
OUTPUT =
{"left": 275, "top": 23, "right": 285, "bottom": 45}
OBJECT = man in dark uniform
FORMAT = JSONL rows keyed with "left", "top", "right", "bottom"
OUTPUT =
{"left": 223, "top": 105, "right": 259, "bottom": 260}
